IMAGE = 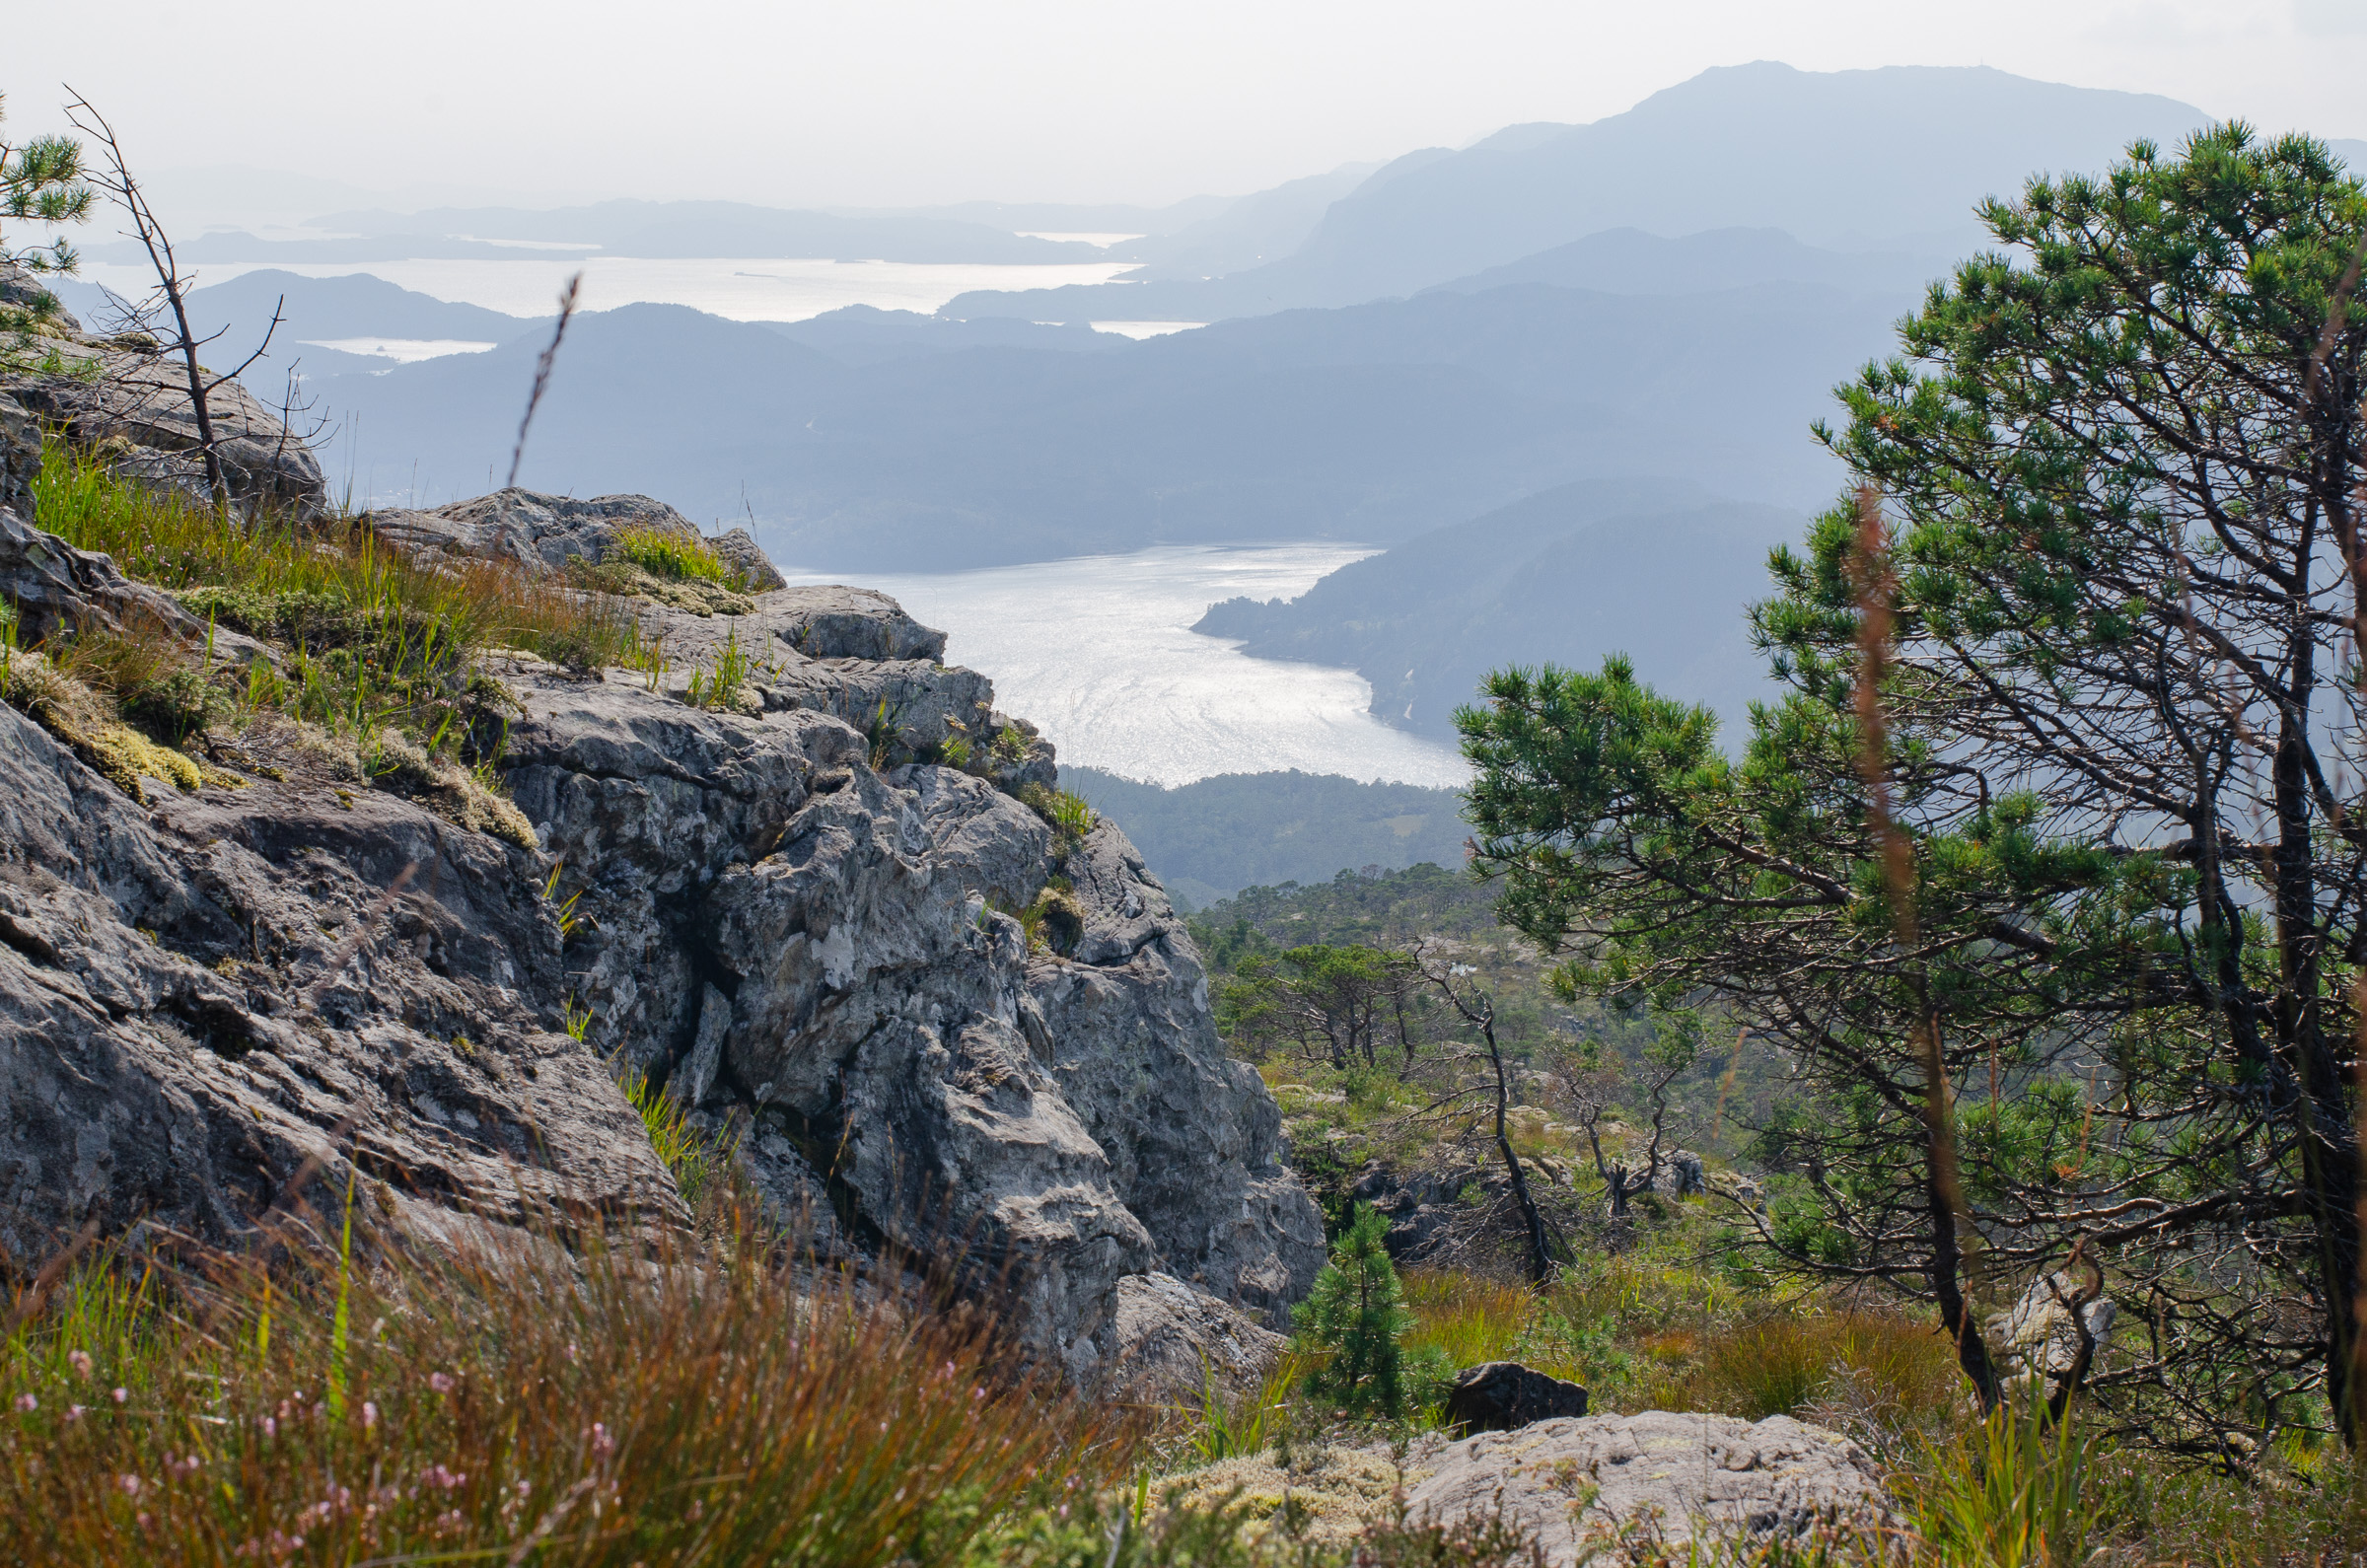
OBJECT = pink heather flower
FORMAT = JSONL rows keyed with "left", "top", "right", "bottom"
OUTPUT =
{"left": 429, "top": 1372, "right": 455, "bottom": 1393}
{"left": 67, "top": 1405, "right": 86, "bottom": 1421}
{"left": 112, "top": 1387, "right": 128, "bottom": 1403}
{"left": 587, "top": 1422, "right": 616, "bottom": 1459}
{"left": 261, "top": 1416, "right": 277, "bottom": 1439}
{"left": 362, "top": 1400, "right": 378, "bottom": 1431}
{"left": 68, "top": 1350, "right": 93, "bottom": 1379}
{"left": 119, "top": 1474, "right": 142, "bottom": 1497}
{"left": 11, "top": 1393, "right": 33, "bottom": 1413}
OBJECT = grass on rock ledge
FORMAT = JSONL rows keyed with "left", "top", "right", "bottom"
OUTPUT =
{"left": 7, "top": 440, "right": 651, "bottom": 837}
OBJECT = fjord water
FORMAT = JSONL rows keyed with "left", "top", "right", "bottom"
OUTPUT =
{"left": 785, "top": 545, "right": 1472, "bottom": 788}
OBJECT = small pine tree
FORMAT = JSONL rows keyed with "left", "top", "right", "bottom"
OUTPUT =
{"left": 1, "top": 91, "right": 93, "bottom": 356}
{"left": 1292, "top": 1202, "right": 1445, "bottom": 1416}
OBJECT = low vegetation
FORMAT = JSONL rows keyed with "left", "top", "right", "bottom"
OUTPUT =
{"left": 609, "top": 524, "right": 737, "bottom": 586}
{"left": 7, "top": 439, "right": 638, "bottom": 840}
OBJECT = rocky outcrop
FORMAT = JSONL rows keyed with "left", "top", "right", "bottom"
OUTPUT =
{"left": 1401, "top": 1412, "right": 1892, "bottom": 1559}
{"left": 0, "top": 458, "right": 1323, "bottom": 1378}
{"left": 0, "top": 697, "right": 680, "bottom": 1263}
{"left": 0, "top": 265, "right": 325, "bottom": 517}
{"left": 369, "top": 490, "right": 709, "bottom": 573}
{"left": 500, "top": 604, "right": 1325, "bottom": 1372}
{"left": 1103, "top": 1270, "right": 1289, "bottom": 1405}
{"left": 1442, "top": 1361, "right": 1590, "bottom": 1436}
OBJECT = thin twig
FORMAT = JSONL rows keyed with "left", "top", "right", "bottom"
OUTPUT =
{"left": 507, "top": 273, "right": 583, "bottom": 491}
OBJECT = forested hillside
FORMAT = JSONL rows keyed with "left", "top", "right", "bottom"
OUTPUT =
{"left": 1061, "top": 766, "right": 1470, "bottom": 905}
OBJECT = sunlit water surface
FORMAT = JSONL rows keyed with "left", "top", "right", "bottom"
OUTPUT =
{"left": 785, "top": 545, "right": 1471, "bottom": 789}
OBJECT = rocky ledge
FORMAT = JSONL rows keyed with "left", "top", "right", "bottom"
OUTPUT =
{"left": 0, "top": 467, "right": 1324, "bottom": 1385}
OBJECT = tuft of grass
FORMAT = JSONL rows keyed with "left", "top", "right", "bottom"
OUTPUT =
{"left": 1184, "top": 1350, "right": 1309, "bottom": 1465}
{"left": 610, "top": 526, "right": 737, "bottom": 585}
{"left": 1900, "top": 1403, "right": 2102, "bottom": 1568}
{"left": 1399, "top": 1270, "right": 1587, "bottom": 1394}
{"left": 683, "top": 627, "right": 754, "bottom": 711}
{"left": 1019, "top": 783, "right": 1096, "bottom": 843}
{"left": 615, "top": 1058, "right": 731, "bottom": 1207}
{"left": 34, "top": 439, "right": 640, "bottom": 675}
{"left": 2, "top": 1217, "right": 1097, "bottom": 1567}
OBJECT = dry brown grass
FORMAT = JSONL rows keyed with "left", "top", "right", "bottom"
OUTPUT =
{"left": 2, "top": 1207, "right": 1112, "bottom": 1567}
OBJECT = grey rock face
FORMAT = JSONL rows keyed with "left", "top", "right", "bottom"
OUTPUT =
{"left": 370, "top": 489, "right": 704, "bottom": 571}
{"left": 1, "top": 401, "right": 36, "bottom": 520}
{"left": 1033, "top": 822, "right": 1326, "bottom": 1311}
{"left": 1443, "top": 1361, "right": 1591, "bottom": 1436}
{"left": 2, "top": 343, "right": 326, "bottom": 517}
{"left": 1402, "top": 1412, "right": 1892, "bottom": 1559}
{"left": 0, "top": 703, "right": 680, "bottom": 1266}
{"left": 1104, "top": 1271, "right": 1289, "bottom": 1405}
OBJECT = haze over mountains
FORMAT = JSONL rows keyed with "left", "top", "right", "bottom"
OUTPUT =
{"left": 61, "top": 59, "right": 2367, "bottom": 773}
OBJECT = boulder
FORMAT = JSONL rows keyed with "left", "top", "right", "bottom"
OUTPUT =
{"left": 1986, "top": 1267, "right": 2115, "bottom": 1392}
{"left": 1442, "top": 1361, "right": 1590, "bottom": 1435}
{"left": 710, "top": 526, "right": 787, "bottom": 591}
{"left": 1103, "top": 1271, "right": 1289, "bottom": 1405}
{"left": 0, "top": 259, "right": 79, "bottom": 333}
{"left": 1401, "top": 1412, "right": 1892, "bottom": 1559}
{"left": 771, "top": 584, "right": 948, "bottom": 662}
{"left": 1656, "top": 1149, "right": 1706, "bottom": 1197}
{"left": 0, "top": 497, "right": 267, "bottom": 655}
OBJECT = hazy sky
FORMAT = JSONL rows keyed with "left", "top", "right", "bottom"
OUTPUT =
{"left": 10, "top": 0, "right": 2367, "bottom": 215}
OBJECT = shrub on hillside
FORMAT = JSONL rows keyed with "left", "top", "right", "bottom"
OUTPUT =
{"left": 1292, "top": 1204, "right": 1450, "bottom": 1419}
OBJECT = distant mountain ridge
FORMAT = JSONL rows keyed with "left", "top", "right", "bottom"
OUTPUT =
{"left": 941, "top": 62, "right": 2217, "bottom": 322}
{"left": 312, "top": 273, "right": 1905, "bottom": 565}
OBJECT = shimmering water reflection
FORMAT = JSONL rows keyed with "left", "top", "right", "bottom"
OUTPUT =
{"left": 785, "top": 544, "right": 1471, "bottom": 788}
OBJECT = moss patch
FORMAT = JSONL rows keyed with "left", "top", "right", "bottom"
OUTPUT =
{"left": 0, "top": 652, "right": 230, "bottom": 803}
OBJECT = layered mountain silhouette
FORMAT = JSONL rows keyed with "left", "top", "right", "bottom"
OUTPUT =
{"left": 939, "top": 61, "right": 2223, "bottom": 322}
{"left": 91, "top": 63, "right": 2366, "bottom": 594}
{"left": 310, "top": 275, "right": 1902, "bottom": 568}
